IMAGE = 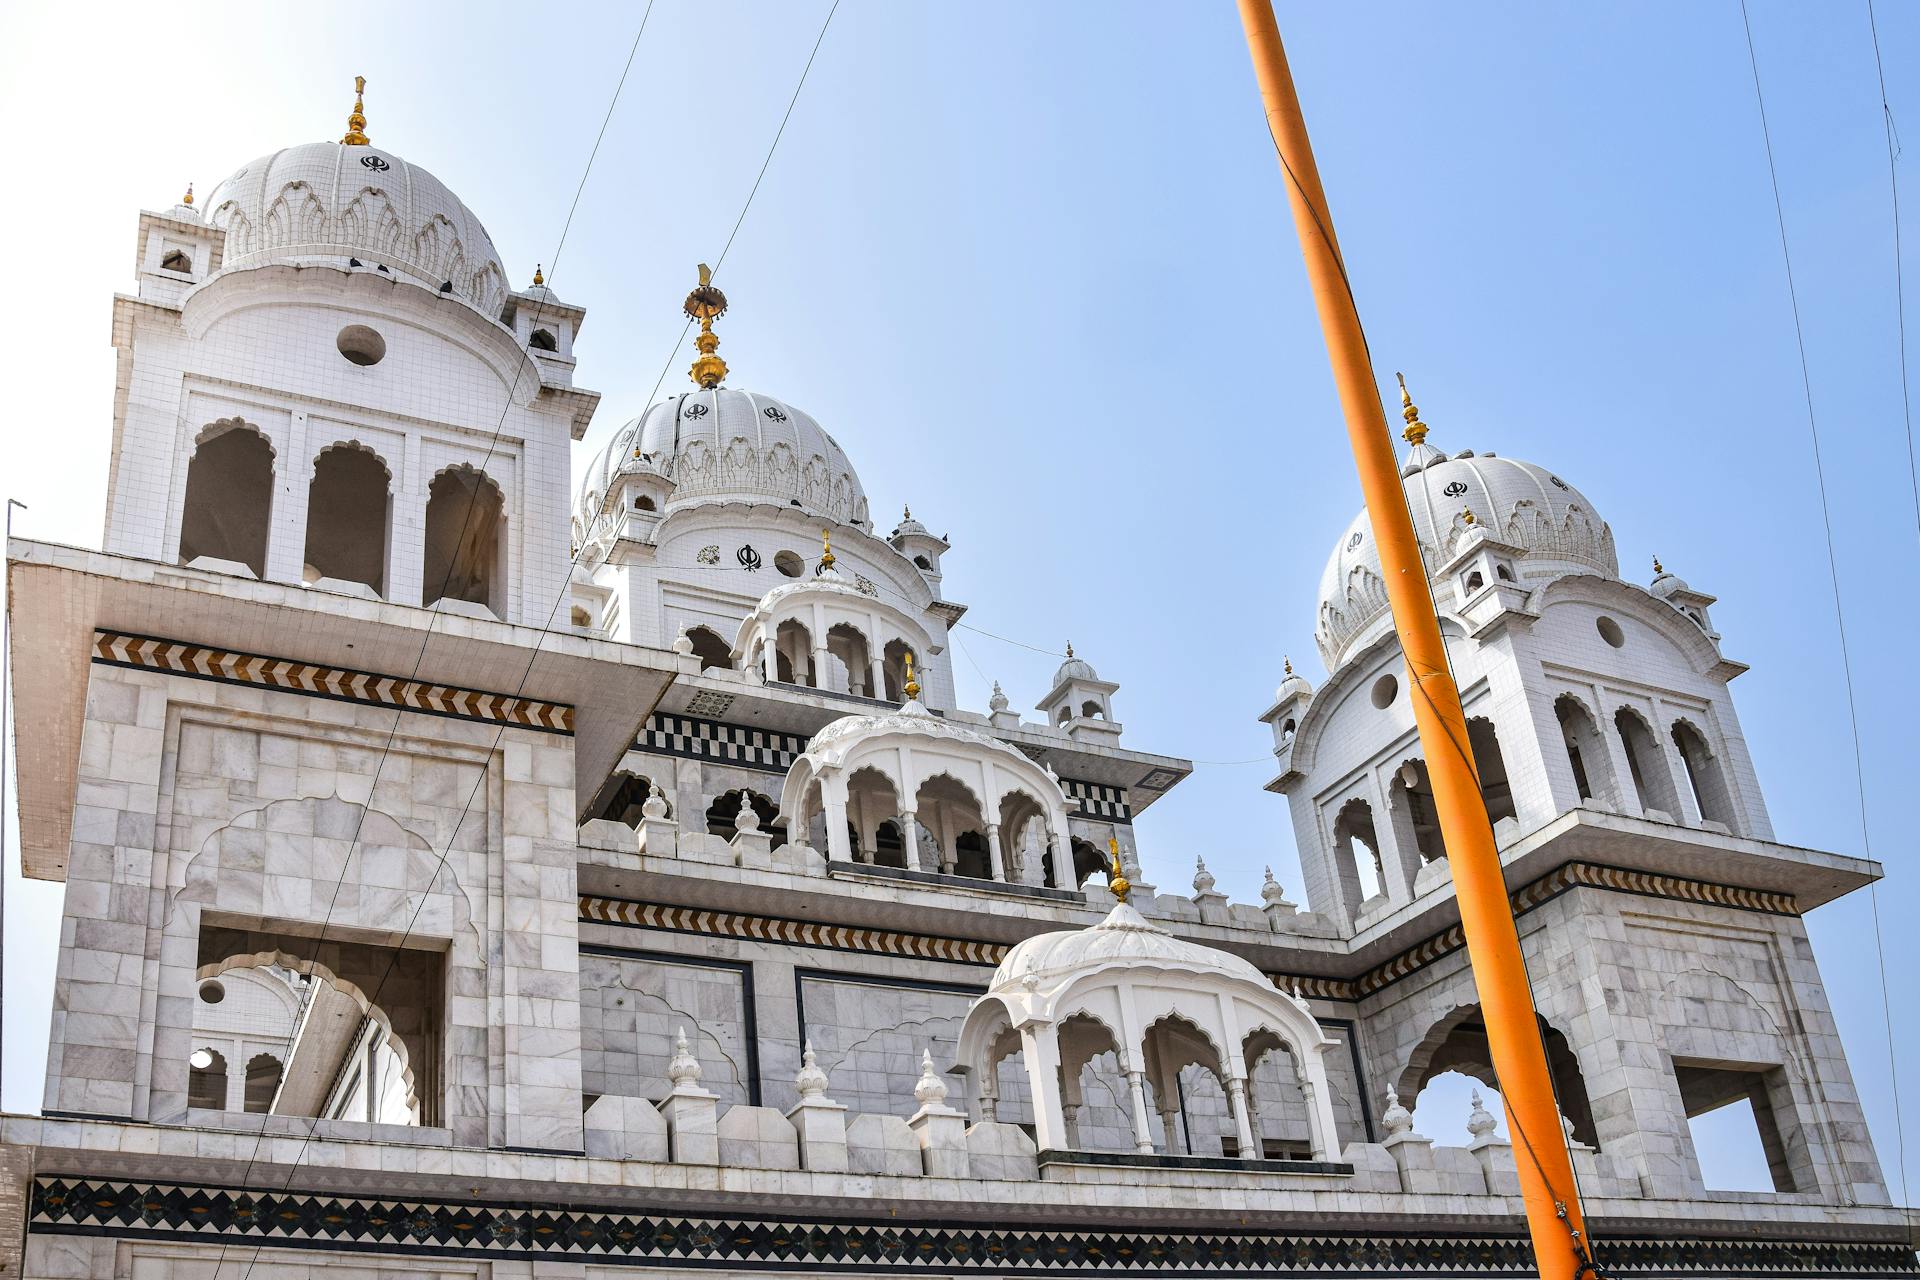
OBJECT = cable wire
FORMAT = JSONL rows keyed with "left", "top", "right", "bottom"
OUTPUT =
{"left": 1739, "top": 0, "right": 1904, "bottom": 1211}
{"left": 217, "top": 7, "right": 842, "bottom": 1273}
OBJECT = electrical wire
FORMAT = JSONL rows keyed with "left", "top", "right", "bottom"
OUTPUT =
{"left": 1740, "top": 0, "right": 1907, "bottom": 1212}
{"left": 214, "top": 9, "right": 848, "bottom": 1274}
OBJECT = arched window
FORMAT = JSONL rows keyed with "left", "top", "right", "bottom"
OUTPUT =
{"left": 684, "top": 626, "right": 732, "bottom": 671}
{"left": 1064, "top": 836, "right": 1104, "bottom": 887}
{"left": 913, "top": 555, "right": 932, "bottom": 571}
{"left": 774, "top": 619, "right": 815, "bottom": 686}
{"left": 303, "top": 444, "right": 390, "bottom": 595}
{"left": 529, "top": 328, "right": 558, "bottom": 352}
{"left": 422, "top": 466, "right": 505, "bottom": 612}
{"left": 1056, "top": 707, "right": 1072, "bottom": 726}
{"left": 914, "top": 774, "right": 987, "bottom": 876}
{"left": 881, "top": 639, "right": 914, "bottom": 702}
{"left": 953, "top": 829, "right": 992, "bottom": 879}
{"left": 188, "top": 1047, "right": 228, "bottom": 1111}
{"left": 1555, "top": 694, "right": 1613, "bottom": 806}
{"left": 634, "top": 494, "right": 657, "bottom": 512}
{"left": 873, "top": 819, "right": 905, "bottom": 867}
{"left": 570, "top": 605, "right": 592, "bottom": 628}
{"left": 1464, "top": 570, "right": 1484, "bottom": 594}
{"left": 1614, "top": 707, "right": 1681, "bottom": 819}
{"left": 244, "top": 1053, "right": 285, "bottom": 1114}
{"left": 1465, "top": 717, "right": 1517, "bottom": 826}
{"left": 592, "top": 771, "right": 665, "bottom": 827}
{"left": 825, "top": 623, "right": 874, "bottom": 697}
{"left": 1079, "top": 700, "right": 1104, "bottom": 719}
{"left": 1495, "top": 563, "right": 1514, "bottom": 581}
{"left": 706, "top": 789, "right": 784, "bottom": 850}
{"left": 161, "top": 248, "right": 192, "bottom": 273}
{"left": 1403, "top": 1005, "right": 1599, "bottom": 1149}
{"left": 1388, "top": 759, "right": 1448, "bottom": 862}
{"left": 1671, "top": 720, "right": 1735, "bottom": 830}
{"left": 1332, "top": 798, "right": 1385, "bottom": 905}
{"left": 180, "top": 423, "right": 274, "bottom": 578}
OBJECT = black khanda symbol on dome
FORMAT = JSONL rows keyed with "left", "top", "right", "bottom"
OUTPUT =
{"left": 737, "top": 545, "right": 762, "bottom": 571}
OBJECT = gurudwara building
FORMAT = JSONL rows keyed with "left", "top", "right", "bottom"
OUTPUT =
{"left": 2, "top": 87, "right": 1914, "bottom": 1278}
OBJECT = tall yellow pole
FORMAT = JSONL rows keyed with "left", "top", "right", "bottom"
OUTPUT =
{"left": 1233, "top": 5, "right": 1594, "bottom": 1278}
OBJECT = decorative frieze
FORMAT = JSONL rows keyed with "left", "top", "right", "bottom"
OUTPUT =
{"left": 91, "top": 630, "right": 573, "bottom": 733}
{"left": 27, "top": 1179, "right": 1918, "bottom": 1275}
{"left": 637, "top": 712, "right": 808, "bottom": 775}
{"left": 1061, "top": 777, "right": 1133, "bottom": 824}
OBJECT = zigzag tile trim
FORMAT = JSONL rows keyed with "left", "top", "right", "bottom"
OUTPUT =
{"left": 587, "top": 859, "right": 1796, "bottom": 1000}
{"left": 92, "top": 631, "right": 573, "bottom": 734}
{"left": 581, "top": 896, "right": 1006, "bottom": 966}
{"left": 1347, "top": 861, "right": 1797, "bottom": 999}
{"left": 1062, "top": 777, "right": 1133, "bottom": 824}
{"left": 27, "top": 1179, "right": 1920, "bottom": 1275}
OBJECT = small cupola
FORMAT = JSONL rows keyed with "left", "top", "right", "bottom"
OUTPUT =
{"left": 503, "top": 264, "right": 587, "bottom": 387}
{"left": 888, "top": 506, "right": 950, "bottom": 590}
{"left": 1036, "top": 644, "right": 1122, "bottom": 744}
{"left": 137, "top": 183, "right": 221, "bottom": 306}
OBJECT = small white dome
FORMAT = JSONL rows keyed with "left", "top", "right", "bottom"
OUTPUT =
{"left": 1053, "top": 649, "right": 1099, "bottom": 685}
{"left": 1316, "top": 445, "right": 1617, "bottom": 670}
{"left": 575, "top": 388, "right": 868, "bottom": 533}
{"left": 988, "top": 902, "right": 1269, "bottom": 995}
{"left": 203, "top": 142, "right": 510, "bottom": 318}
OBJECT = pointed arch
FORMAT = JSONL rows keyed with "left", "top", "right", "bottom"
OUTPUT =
{"left": 180, "top": 419, "right": 275, "bottom": 578}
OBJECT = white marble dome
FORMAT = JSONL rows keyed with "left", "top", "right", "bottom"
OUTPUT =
{"left": 203, "top": 142, "right": 510, "bottom": 318}
{"left": 1316, "top": 443, "right": 1617, "bottom": 671}
{"left": 986, "top": 902, "right": 1269, "bottom": 996}
{"left": 575, "top": 388, "right": 869, "bottom": 531}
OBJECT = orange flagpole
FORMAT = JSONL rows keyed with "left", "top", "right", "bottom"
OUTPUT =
{"left": 1232, "top": 5, "right": 1595, "bottom": 1277}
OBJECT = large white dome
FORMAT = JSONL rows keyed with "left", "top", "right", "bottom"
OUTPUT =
{"left": 1316, "top": 443, "right": 1617, "bottom": 671}
{"left": 575, "top": 387, "right": 869, "bottom": 531}
{"left": 987, "top": 902, "right": 1270, "bottom": 996}
{"left": 203, "top": 142, "right": 510, "bottom": 319}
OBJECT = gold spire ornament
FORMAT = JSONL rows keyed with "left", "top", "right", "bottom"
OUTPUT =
{"left": 1065, "top": 642, "right": 1074, "bottom": 658}
{"left": 1653, "top": 554, "right": 1664, "bottom": 574}
{"left": 684, "top": 263, "right": 729, "bottom": 388}
{"left": 1396, "top": 372, "right": 1429, "bottom": 447}
{"left": 1461, "top": 508, "right": 1476, "bottom": 526}
{"left": 181, "top": 183, "right": 194, "bottom": 207}
{"left": 1107, "top": 836, "right": 1130, "bottom": 904}
{"left": 342, "top": 76, "right": 370, "bottom": 146}
{"left": 903, "top": 650, "right": 921, "bottom": 701}
{"left": 820, "top": 529, "right": 836, "bottom": 571}
{"left": 532, "top": 264, "right": 544, "bottom": 287}
{"left": 1284, "top": 655, "right": 1294, "bottom": 675}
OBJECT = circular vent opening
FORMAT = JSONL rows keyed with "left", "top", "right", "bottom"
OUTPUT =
{"left": 198, "top": 980, "right": 226, "bottom": 1005}
{"left": 1371, "top": 674, "right": 1399, "bottom": 709}
{"left": 336, "top": 324, "right": 387, "bottom": 367}
{"left": 774, "top": 550, "right": 805, "bottom": 578}
{"left": 1596, "top": 615, "right": 1626, "bottom": 648}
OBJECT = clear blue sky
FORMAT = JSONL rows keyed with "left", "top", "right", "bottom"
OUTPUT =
{"left": 1, "top": 1, "right": 1913, "bottom": 1199}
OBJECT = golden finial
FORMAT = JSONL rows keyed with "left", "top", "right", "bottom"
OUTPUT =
{"left": 903, "top": 649, "right": 921, "bottom": 701}
{"left": 684, "top": 262, "right": 729, "bottom": 388}
{"left": 1653, "top": 554, "right": 1664, "bottom": 575}
{"left": 1065, "top": 641, "right": 1074, "bottom": 659}
{"left": 342, "top": 75, "right": 370, "bottom": 147}
{"left": 903, "top": 504, "right": 912, "bottom": 521}
{"left": 1461, "top": 508, "right": 1476, "bottom": 526}
{"left": 181, "top": 183, "right": 194, "bottom": 208}
{"left": 532, "top": 264, "right": 544, "bottom": 287}
{"left": 1284, "top": 655, "right": 1293, "bottom": 676}
{"left": 1396, "top": 372, "right": 1429, "bottom": 447}
{"left": 1107, "top": 837, "right": 1130, "bottom": 904}
{"left": 820, "top": 528, "right": 836, "bottom": 571}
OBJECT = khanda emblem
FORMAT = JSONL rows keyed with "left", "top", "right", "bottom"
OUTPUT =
{"left": 1443, "top": 480, "right": 1468, "bottom": 497}
{"left": 738, "top": 545, "right": 762, "bottom": 571}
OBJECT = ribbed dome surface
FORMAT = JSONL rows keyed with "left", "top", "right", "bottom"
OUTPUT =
{"left": 204, "top": 142, "right": 509, "bottom": 317}
{"left": 575, "top": 388, "right": 868, "bottom": 530}
{"left": 1316, "top": 446, "right": 1617, "bottom": 671}
{"left": 988, "top": 903, "right": 1269, "bottom": 994}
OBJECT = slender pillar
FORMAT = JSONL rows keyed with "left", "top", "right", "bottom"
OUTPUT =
{"left": 1124, "top": 1068, "right": 1156, "bottom": 1155}
{"left": 1233, "top": 5, "right": 1589, "bottom": 1272}
{"left": 1020, "top": 1025, "right": 1069, "bottom": 1152}
{"left": 762, "top": 631, "right": 778, "bottom": 684}
{"left": 868, "top": 654, "right": 886, "bottom": 700}
{"left": 1225, "top": 1077, "right": 1259, "bottom": 1160}
{"left": 899, "top": 809, "right": 926, "bottom": 872}
{"left": 984, "top": 823, "right": 1006, "bottom": 882}
{"left": 811, "top": 644, "right": 830, "bottom": 691}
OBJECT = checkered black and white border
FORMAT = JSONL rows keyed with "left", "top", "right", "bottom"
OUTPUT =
{"left": 638, "top": 714, "right": 808, "bottom": 775}
{"left": 1062, "top": 778, "right": 1132, "bottom": 824}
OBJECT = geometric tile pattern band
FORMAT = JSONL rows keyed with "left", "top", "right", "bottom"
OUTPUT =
{"left": 27, "top": 1179, "right": 1920, "bottom": 1274}
{"left": 1061, "top": 778, "right": 1132, "bottom": 824}
{"left": 636, "top": 712, "right": 809, "bottom": 775}
{"left": 586, "top": 858, "right": 1799, "bottom": 1003}
{"left": 92, "top": 630, "right": 573, "bottom": 734}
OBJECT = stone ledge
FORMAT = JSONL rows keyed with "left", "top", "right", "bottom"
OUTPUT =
{"left": 829, "top": 861, "right": 1085, "bottom": 903}
{"left": 1038, "top": 1148, "right": 1355, "bottom": 1178}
